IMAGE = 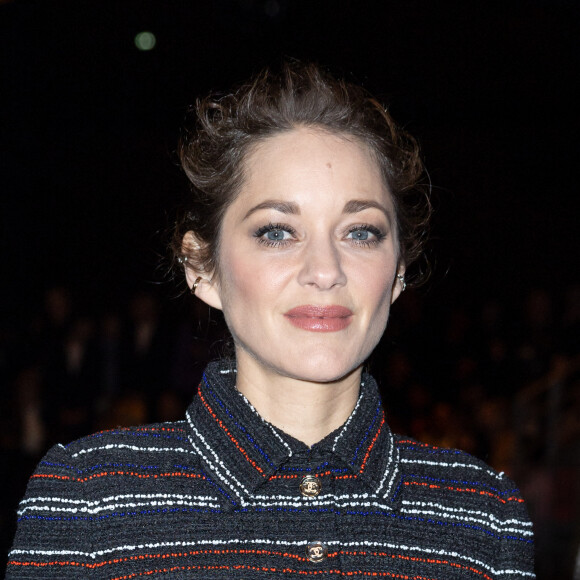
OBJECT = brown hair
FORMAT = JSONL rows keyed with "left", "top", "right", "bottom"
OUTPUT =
{"left": 172, "top": 61, "right": 431, "bottom": 285}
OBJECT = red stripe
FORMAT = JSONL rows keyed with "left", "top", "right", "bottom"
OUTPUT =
{"left": 198, "top": 390, "right": 266, "bottom": 476}
{"left": 8, "top": 547, "right": 492, "bottom": 579}
{"left": 31, "top": 471, "right": 205, "bottom": 482}
{"left": 359, "top": 415, "right": 385, "bottom": 474}
{"left": 404, "top": 481, "right": 524, "bottom": 503}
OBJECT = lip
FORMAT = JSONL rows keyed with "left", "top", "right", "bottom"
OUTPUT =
{"left": 284, "top": 305, "right": 353, "bottom": 332}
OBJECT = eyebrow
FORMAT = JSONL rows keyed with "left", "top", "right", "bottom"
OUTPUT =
{"left": 242, "top": 198, "right": 392, "bottom": 222}
{"left": 243, "top": 200, "right": 300, "bottom": 220}
{"left": 343, "top": 199, "right": 392, "bottom": 221}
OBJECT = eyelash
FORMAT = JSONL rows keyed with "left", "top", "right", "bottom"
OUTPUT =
{"left": 346, "top": 224, "right": 386, "bottom": 247}
{"left": 253, "top": 222, "right": 386, "bottom": 248}
{"left": 254, "top": 223, "right": 297, "bottom": 247}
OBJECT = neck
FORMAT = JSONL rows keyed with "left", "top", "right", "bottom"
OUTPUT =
{"left": 234, "top": 352, "right": 362, "bottom": 447}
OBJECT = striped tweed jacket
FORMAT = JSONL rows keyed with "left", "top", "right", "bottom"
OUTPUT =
{"left": 8, "top": 361, "right": 535, "bottom": 578}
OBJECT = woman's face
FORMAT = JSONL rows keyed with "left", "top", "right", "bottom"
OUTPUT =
{"left": 197, "top": 127, "right": 403, "bottom": 384}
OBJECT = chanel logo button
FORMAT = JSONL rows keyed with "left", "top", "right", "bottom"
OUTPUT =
{"left": 299, "top": 475, "right": 321, "bottom": 497}
{"left": 306, "top": 541, "right": 328, "bottom": 563}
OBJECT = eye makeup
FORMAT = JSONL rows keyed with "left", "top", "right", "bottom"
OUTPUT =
{"left": 253, "top": 222, "right": 297, "bottom": 247}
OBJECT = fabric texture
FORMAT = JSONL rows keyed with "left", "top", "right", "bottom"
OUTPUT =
{"left": 8, "top": 360, "right": 535, "bottom": 578}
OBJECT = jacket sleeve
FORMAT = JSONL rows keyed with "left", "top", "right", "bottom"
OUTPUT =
{"left": 494, "top": 471, "right": 536, "bottom": 579}
{"left": 6, "top": 443, "right": 96, "bottom": 579}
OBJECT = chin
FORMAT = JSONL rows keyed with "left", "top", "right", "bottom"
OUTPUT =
{"left": 277, "top": 352, "right": 364, "bottom": 384}
{"left": 235, "top": 336, "right": 371, "bottom": 385}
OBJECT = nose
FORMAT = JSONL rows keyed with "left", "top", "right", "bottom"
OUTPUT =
{"left": 297, "top": 236, "right": 347, "bottom": 290}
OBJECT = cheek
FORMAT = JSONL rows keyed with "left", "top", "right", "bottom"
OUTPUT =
{"left": 355, "top": 259, "right": 395, "bottom": 304}
{"left": 218, "top": 254, "right": 254, "bottom": 312}
{"left": 218, "top": 249, "right": 289, "bottom": 316}
{"left": 364, "top": 270, "right": 395, "bottom": 340}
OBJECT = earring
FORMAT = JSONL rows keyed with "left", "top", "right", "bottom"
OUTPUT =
{"left": 177, "top": 255, "right": 188, "bottom": 265}
{"left": 397, "top": 274, "right": 407, "bottom": 292}
{"left": 191, "top": 276, "right": 203, "bottom": 295}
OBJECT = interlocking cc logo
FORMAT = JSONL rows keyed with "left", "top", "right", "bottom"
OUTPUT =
{"left": 306, "top": 541, "right": 328, "bottom": 563}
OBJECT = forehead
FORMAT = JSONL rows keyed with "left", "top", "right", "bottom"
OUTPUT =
{"left": 237, "top": 127, "right": 392, "bottom": 210}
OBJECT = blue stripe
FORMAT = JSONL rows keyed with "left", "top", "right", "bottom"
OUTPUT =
{"left": 202, "top": 373, "right": 277, "bottom": 469}
{"left": 350, "top": 402, "right": 382, "bottom": 465}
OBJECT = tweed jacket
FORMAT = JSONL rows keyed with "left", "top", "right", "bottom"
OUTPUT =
{"left": 8, "top": 361, "right": 535, "bottom": 578}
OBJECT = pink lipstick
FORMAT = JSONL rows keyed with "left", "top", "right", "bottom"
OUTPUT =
{"left": 284, "top": 305, "right": 353, "bottom": 332}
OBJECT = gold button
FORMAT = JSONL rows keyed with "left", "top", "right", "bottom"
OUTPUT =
{"left": 299, "top": 475, "right": 321, "bottom": 497}
{"left": 306, "top": 541, "right": 328, "bottom": 563}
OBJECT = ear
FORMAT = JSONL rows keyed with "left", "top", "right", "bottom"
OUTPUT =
{"left": 390, "top": 264, "right": 406, "bottom": 305}
{"left": 181, "top": 231, "right": 223, "bottom": 311}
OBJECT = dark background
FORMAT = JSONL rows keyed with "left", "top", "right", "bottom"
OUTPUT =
{"left": 1, "top": 0, "right": 579, "bottom": 577}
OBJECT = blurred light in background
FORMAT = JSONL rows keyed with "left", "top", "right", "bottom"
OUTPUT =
{"left": 134, "top": 31, "right": 156, "bottom": 51}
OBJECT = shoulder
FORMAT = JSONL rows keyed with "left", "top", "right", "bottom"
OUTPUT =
{"left": 25, "top": 420, "right": 194, "bottom": 488}
{"left": 394, "top": 434, "right": 509, "bottom": 483}
{"left": 63, "top": 420, "right": 191, "bottom": 459}
{"left": 393, "top": 434, "right": 530, "bottom": 519}
{"left": 8, "top": 421, "right": 211, "bottom": 576}
{"left": 391, "top": 436, "right": 535, "bottom": 574}
{"left": 14, "top": 420, "right": 206, "bottom": 527}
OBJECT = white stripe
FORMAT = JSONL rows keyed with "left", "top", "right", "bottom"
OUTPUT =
{"left": 9, "top": 538, "right": 535, "bottom": 575}
{"left": 19, "top": 492, "right": 217, "bottom": 508}
{"left": 375, "top": 431, "right": 399, "bottom": 496}
{"left": 186, "top": 410, "right": 250, "bottom": 498}
{"left": 332, "top": 387, "right": 364, "bottom": 452}
{"left": 237, "top": 391, "right": 293, "bottom": 454}
{"left": 378, "top": 462, "right": 399, "bottom": 498}
{"left": 19, "top": 492, "right": 534, "bottom": 529}
{"left": 19, "top": 499, "right": 221, "bottom": 515}
{"left": 18, "top": 493, "right": 220, "bottom": 515}
{"left": 245, "top": 496, "right": 393, "bottom": 510}
{"left": 400, "top": 506, "right": 533, "bottom": 536}
{"left": 400, "top": 457, "right": 503, "bottom": 479}
{"left": 71, "top": 444, "right": 193, "bottom": 458}
{"left": 19, "top": 492, "right": 394, "bottom": 512}
{"left": 402, "top": 500, "right": 533, "bottom": 527}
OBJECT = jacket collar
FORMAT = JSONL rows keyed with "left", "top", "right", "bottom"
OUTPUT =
{"left": 185, "top": 361, "right": 400, "bottom": 505}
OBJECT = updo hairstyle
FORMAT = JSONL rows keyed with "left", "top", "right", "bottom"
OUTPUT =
{"left": 172, "top": 61, "right": 431, "bottom": 286}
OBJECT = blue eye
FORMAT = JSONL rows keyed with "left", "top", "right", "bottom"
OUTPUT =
{"left": 266, "top": 229, "right": 289, "bottom": 241}
{"left": 254, "top": 223, "right": 296, "bottom": 247}
{"left": 346, "top": 225, "right": 385, "bottom": 246}
{"left": 348, "top": 229, "right": 370, "bottom": 241}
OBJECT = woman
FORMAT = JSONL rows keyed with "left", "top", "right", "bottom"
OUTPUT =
{"left": 8, "top": 63, "right": 535, "bottom": 578}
